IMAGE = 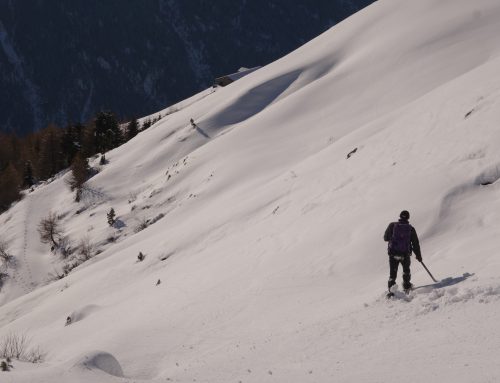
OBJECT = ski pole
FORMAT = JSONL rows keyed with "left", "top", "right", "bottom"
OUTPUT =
{"left": 420, "top": 261, "right": 437, "bottom": 282}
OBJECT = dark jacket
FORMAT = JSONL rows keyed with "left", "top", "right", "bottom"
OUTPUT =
{"left": 384, "top": 219, "right": 421, "bottom": 258}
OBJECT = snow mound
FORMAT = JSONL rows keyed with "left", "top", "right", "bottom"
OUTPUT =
{"left": 72, "top": 351, "right": 124, "bottom": 377}
{"left": 380, "top": 274, "right": 500, "bottom": 318}
{"left": 413, "top": 279, "right": 500, "bottom": 315}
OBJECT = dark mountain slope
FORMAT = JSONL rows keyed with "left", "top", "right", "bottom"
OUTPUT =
{"left": 0, "top": 0, "right": 374, "bottom": 134}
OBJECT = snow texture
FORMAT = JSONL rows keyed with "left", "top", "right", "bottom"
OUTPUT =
{"left": 1, "top": 0, "right": 500, "bottom": 382}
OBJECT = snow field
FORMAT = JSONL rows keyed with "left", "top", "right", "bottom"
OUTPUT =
{"left": 1, "top": 0, "right": 500, "bottom": 381}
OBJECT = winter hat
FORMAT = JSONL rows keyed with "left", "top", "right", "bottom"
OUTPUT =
{"left": 400, "top": 210, "right": 410, "bottom": 220}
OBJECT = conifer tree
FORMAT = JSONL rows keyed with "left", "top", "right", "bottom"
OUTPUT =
{"left": 0, "top": 164, "right": 21, "bottom": 212}
{"left": 0, "top": 133, "right": 17, "bottom": 171}
{"left": 94, "top": 111, "right": 122, "bottom": 154}
{"left": 22, "top": 161, "right": 35, "bottom": 188}
{"left": 81, "top": 121, "right": 97, "bottom": 158}
{"left": 67, "top": 153, "right": 90, "bottom": 201}
{"left": 38, "top": 124, "right": 64, "bottom": 179}
{"left": 142, "top": 118, "right": 152, "bottom": 130}
{"left": 61, "top": 123, "right": 83, "bottom": 167}
{"left": 107, "top": 208, "right": 116, "bottom": 226}
{"left": 126, "top": 117, "right": 139, "bottom": 140}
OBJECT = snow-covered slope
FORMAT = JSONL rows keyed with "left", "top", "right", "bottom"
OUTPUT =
{"left": 2, "top": 0, "right": 500, "bottom": 381}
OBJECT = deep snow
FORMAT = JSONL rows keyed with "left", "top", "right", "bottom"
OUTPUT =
{"left": 1, "top": 0, "right": 500, "bottom": 382}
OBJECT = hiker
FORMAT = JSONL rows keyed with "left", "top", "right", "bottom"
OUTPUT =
{"left": 384, "top": 210, "right": 422, "bottom": 292}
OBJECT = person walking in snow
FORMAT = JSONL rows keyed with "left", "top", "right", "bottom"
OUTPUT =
{"left": 384, "top": 210, "right": 422, "bottom": 294}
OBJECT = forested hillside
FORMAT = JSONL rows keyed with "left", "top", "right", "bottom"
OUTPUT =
{"left": 0, "top": 0, "right": 373, "bottom": 134}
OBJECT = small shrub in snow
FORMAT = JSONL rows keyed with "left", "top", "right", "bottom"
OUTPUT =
{"left": 0, "top": 273, "right": 9, "bottom": 290}
{"left": 62, "top": 261, "right": 80, "bottom": 275}
{"left": 149, "top": 213, "right": 165, "bottom": 225}
{"left": 1, "top": 360, "right": 8, "bottom": 371}
{"left": 128, "top": 192, "right": 137, "bottom": 204}
{"left": 190, "top": 118, "right": 197, "bottom": 128}
{"left": 0, "top": 239, "right": 14, "bottom": 266}
{"left": 48, "top": 268, "right": 66, "bottom": 281}
{"left": 346, "top": 147, "right": 358, "bottom": 159}
{"left": 134, "top": 217, "right": 149, "bottom": 233}
{"left": 0, "top": 240, "right": 9, "bottom": 259}
{"left": 159, "top": 253, "right": 173, "bottom": 262}
{"left": 78, "top": 236, "right": 94, "bottom": 261}
{"left": 75, "top": 206, "right": 86, "bottom": 215}
{"left": 26, "top": 347, "right": 46, "bottom": 363}
{"left": 0, "top": 332, "right": 44, "bottom": 363}
{"left": 58, "top": 236, "right": 73, "bottom": 259}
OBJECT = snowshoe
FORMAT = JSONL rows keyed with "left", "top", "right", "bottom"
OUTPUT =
{"left": 403, "top": 284, "right": 414, "bottom": 295}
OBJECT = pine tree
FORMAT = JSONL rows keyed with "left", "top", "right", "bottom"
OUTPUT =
{"left": 61, "top": 123, "right": 83, "bottom": 167}
{"left": 67, "top": 153, "right": 90, "bottom": 201}
{"left": 0, "top": 133, "right": 17, "bottom": 171}
{"left": 38, "top": 124, "right": 64, "bottom": 179}
{"left": 142, "top": 118, "right": 152, "bottom": 130}
{"left": 0, "top": 164, "right": 21, "bottom": 212}
{"left": 94, "top": 111, "right": 122, "bottom": 154}
{"left": 107, "top": 208, "right": 116, "bottom": 226}
{"left": 28, "top": 131, "right": 43, "bottom": 179}
{"left": 126, "top": 117, "right": 139, "bottom": 141}
{"left": 81, "top": 121, "right": 97, "bottom": 158}
{"left": 22, "top": 161, "right": 35, "bottom": 188}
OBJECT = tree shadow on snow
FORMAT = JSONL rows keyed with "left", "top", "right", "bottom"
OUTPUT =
{"left": 113, "top": 219, "right": 126, "bottom": 229}
{"left": 195, "top": 126, "right": 210, "bottom": 138}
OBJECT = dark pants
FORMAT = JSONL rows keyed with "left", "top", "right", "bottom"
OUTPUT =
{"left": 388, "top": 255, "right": 411, "bottom": 290}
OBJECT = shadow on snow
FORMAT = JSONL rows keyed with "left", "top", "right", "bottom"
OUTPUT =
{"left": 414, "top": 272, "right": 474, "bottom": 291}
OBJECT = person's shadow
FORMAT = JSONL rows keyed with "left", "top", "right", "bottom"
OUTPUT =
{"left": 414, "top": 272, "right": 474, "bottom": 291}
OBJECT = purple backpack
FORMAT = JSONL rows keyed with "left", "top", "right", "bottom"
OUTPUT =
{"left": 388, "top": 223, "right": 412, "bottom": 255}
